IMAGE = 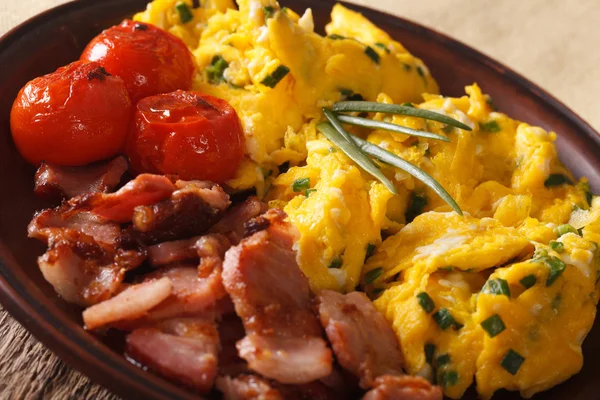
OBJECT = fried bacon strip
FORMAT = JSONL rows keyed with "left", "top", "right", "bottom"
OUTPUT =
{"left": 34, "top": 155, "right": 128, "bottom": 200}
{"left": 361, "top": 375, "right": 443, "bottom": 400}
{"left": 222, "top": 209, "right": 333, "bottom": 384}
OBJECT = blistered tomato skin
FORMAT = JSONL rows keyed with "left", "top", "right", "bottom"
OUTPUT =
{"left": 10, "top": 61, "right": 132, "bottom": 166}
{"left": 81, "top": 20, "right": 196, "bottom": 103}
{"left": 127, "top": 90, "right": 244, "bottom": 183}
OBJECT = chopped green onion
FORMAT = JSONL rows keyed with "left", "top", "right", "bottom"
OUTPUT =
{"left": 479, "top": 120, "right": 501, "bottom": 133}
{"left": 424, "top": 343, "right": 435, "bottom": 364}
{"left": 336, "top": 115, "right": 450, "bottom": 142}
{"left": 545, "top": 174, "right": 573, "bottom": 187}
{"left": 416, "top": 292, "right": 435, "bottom": 314}
{"left": 436, "top": 354, "right": 451, "bottom": 366}
{"left": 580, "top": 181, "right": 593, "bottom": 205}
{"left": 365, "top": 243, "right": 376, "bottom": 260}
{"left": 557, "top": 224, "right": 578, "bottom": 237}
{"left": 416, "top": 66, "right": 425, "bottom": 77}
{"left": 175, "top": 2, "right": 193, "bottom": 23}
{"left": 549, "top": 240, "right": 565, "bottom": 253}
{"left": 333, "top": 101, "right": 472, "bottom": 131}
{"left": 439, "top": 371, "right": 458, "bottom": 388}
{"left": 365, "top": 267, "right": 384, "bottom": 285}
{"left": 206, "top": 55, "right": 229, "bottom": 84}
{"left": 292, "top": 178, "right": 310, "bottom": 192}
{"left": 305, "top": 188, "right": 317, "bottom": 197}
{"left": 318, "top": 114, "right": 397, "bottom": 194}
{"left": 405, "top": 193, "right": 428, "bottom": 223}
{"left": 370, "top": 287, "right": 385, "bottom": 298}
{"left": 261, "top": 65, "right": 290, "bottom": 88}
{"left": 486, "top": 96, "right": 499, "bottom": 111}
{"left": 374, "top": 42, "right": 390, "bottom": 54}
{"left": 401, "top": 102, "right": 414, "bottom": 108}
{"left": 262, "top": 5, "right": 275, "bottom": 20}
{"left": 439, "top": 266, "right": 454, "bottom": 272}
{"left": 482, "top": 278, "right": 511, "bottom": 298}
{"left": 340, "top": 88, "right": 353, "bottom": 97}
{"left": 348, "top": 135, "right": 462, "bottom": 215}
{"left": 442, "top": 124, "right": 455, "bottom": 134}
{"left": 545, "top": 256, "right": 566, "bottom": 286}
{"left": 329, "top": 257, "right": 343, "bottom": 269}
{"left": 480, "top": 314, "right": 506, "bottom": 338}
{"left": 328, "top": 34, "right": 346, "bottom": 40}
{"left": 501, "top": 349, "right": 525, "bottom": 375}
{"left": 519, "top": 274, "right": 537, "bottom": 289}
{"left": 433, "top": 308, "right": 458, "bottom": 330}
{"left": 364, "top": 46, "right": 380, "bottom": 64}
{"left": 402, "top": 63, "right": 412, "bottom": 72}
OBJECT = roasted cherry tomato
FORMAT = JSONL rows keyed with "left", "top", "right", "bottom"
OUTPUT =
{"left": 11, "top": 61, "right": 132, "bottom": 166}
{"left": 127, "top": 90, "right": 244, "bottom": 183}
{"left": 81, "top": 20, "right": 195, "bottom": 103}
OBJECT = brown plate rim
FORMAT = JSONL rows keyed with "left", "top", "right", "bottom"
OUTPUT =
{"left": 0, "top": 0, "right": 599, "bottom": 399}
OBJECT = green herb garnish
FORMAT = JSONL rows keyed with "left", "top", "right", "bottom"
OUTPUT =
{"left": 480, "top": 120, "right": 501, "bottom": 133}
{"left": 557, "top": 224, "right": 578, "bottom": 237}
{"left": 175, "top": 2, "right": 193, "bottom": 23}
{"left": 544, "top": 174, "right": 573, "bottom": 187}
{"left": 374, "top": 42, "right": 390, "bottom": 54}
{"left": 481, "top": 314, "right": 506, "bottom": 338}
{"left": 292, "top": 177, "right": 310, "bottom": 192}
{"left": 405, "top": 193, "right": 428, "bottom": 223}
{"left": 364, "top": 46, "right": 380, "bottom": 64}
{"left": 425, "top": 343, "right": 435, "bottom": 364}
{"left": 305, "top": 188, "right": 317, "bottom": 197}
{"left": 329, "top": 257, "right": 343, "bottom": 269}
{"left": 545, "top": 256, "right": 566, "bottom": 286}
{"left": 365, "top": 243, "right": 376, "bottom": 260}
{"left": 416, "top": 292, "right": 435, "bottom": 314}
{"left": 439, "top": 371, "right": 458, "bottom": 388}
{"left": 482, "top": 278, "right": 511, "bottom": 297}
{"left": 261, "top": 65, "right": 290, "bottom": 88}
{"left": 433, "top": 308, "right": 458, "bottom": 330}
{"left": 332, "top": 101, "right": 472, "bottom": 131}
{"left": 519, "top": 274, "right": 537, "bottom": 289}
{"left": 365, "top": 267, "right": 384, "bottom": 285}
{"left": 436, "top": 354, "right": 451, "bottom": 366}
{"left": 501, "top": 349, "right": 525, "bottom": 375}
{"left": 328, "top": 34, "right": 346, "bottom": 40}
{"left": 206, "top": 55, "right": 228, "bottom": 84}
{"left": 336, "top": 115, "right": 450, "bottom": 142}
{"left": 549, "top": 240, "right": 565, "bottom": 253}
{"left": 262, "top": 5, "right": 275, "bottom": 21}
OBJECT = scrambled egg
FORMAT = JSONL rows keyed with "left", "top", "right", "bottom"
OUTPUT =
{"left": 136, "top": 1, "right": 599, "bottom": 398}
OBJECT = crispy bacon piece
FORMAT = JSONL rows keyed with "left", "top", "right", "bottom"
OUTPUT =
{"left": 126, "top": 318, "right": 219, "bottom": 393}
{"left": 317, "top": 290, "right": 404, "bottom": 389}
{"left": 222, "top": 209, "right": 333, "bottom": 384}
{"left": 132, "top": 182, "right": 230, "bottom": 244}
{"left": 210, "top": 197, "right": 267, "bottom": 244}
{"left": 361, "top": 376, "right": 443, "bottom": 400}
{"left": 34, "top": 155, "right": 128, "bottom": 200}
{"left": 217, "top": 375, "right": 283, "bottom": 400}
{"left": 66, "top": 174, "right": 177, "bottom": 223}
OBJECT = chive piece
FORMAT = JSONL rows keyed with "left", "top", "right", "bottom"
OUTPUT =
{"left": 416, "top": 292, "right": 435, "bottom": 314}
{"left": 175, "top": 2, "right": 193, "bottom": 23}
{"left": 439, "top": 371, "right": 458, "bottom": 388}
{"left": 261, "top": 65, "right": 290, "bottom": 88}
{"left": 347, "top": 135, "right": 462, "bottom": 215}
{"left": 374, "top": 42, "right": 390, "bottom": 54}
{"left": 424, "top": 343, "right": 435, "bottom": 364}
{"left": 262, "top": 5, "right": 275, "bottom": 20}
{"left": 557, "top": 224, "right": 578, "bottom": 237}
{"left": 340, "top": 88, "right": 353, "bottom": 97}
{"left": 482, "top": 278, "right": 511, "bottom": 298}
{"left": 433, "top": 308, "right": 457, "bottom": 330}
{"left": 545, "top": 256, "right": 566, "bottom": 286}
{"left": 328, "top": 34, "right": 346, "bottom": 40}
{"left": 365, "top": 243, "right": 376, "bottom": 260}
{"left": 305, "top": 188, "right": 317, "bottom": 197}
{"left": 405, "top": 193, "right": 428, "bottom": 223}
{"left": 439, "top": 266, "right": 454, "bottom": 272}
{"left": 329, "top": 257, "right": 343, "bottom": 269}
{"left": 402, "top": 63, "right": 412, "bottom": 72}
{"left": 519, "top": 274, "right": 537, "bottom": 289}
{"left": 292, "top": 177, "right": 310, "bottom": 192}
{"left": 545, "top": 173, "right": 573, "bottom": 187}
{"left": 436, "top": 354, "right": 451, "bottom": 366}
{"left": 206, "top": 55, "right": 229, "bottom": 84}
{"left": 549, "top": 240, "right": 565, "bottom": 253}
{"left": 578, "top": 227, "right": 584, "bottom": 235}
{"left": 365, "top": 267, "right": 384, "bottom": 285}
{"left": 319, "top": 114, "right": 398, "bottom": 194}
{"left": 364, "top": 46, "right": 380, "bottom": 64}
{"left": 479, "top": 120, "right": 501, "bottom": 133}
{"left": 501, "top": 349, "right": 525, "bottom": 375}
{"left": 442, "top": 124, "right": 455, "bottom": 134}
{"left": 401, "top": 102, "right": 414, "bottom": 108}
{"left": 336, "top": 115, "right": 450, "bottom": 142}
{"left": 480, "top": 314, "right": 506, "bottom": 338}
{"left": 581, "top": 181, "right": 593, "bottom": 205}
{"left": 333, "top": 101, "right": 472, "bottom": 131}
{"left": 486, "top": 96, "right": 499, "bottom": 111}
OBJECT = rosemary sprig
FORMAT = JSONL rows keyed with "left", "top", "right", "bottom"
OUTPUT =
{"left": 319, "top": 112, "right": 397, "bottom": 194}
{"left": 336, "top": 114, "right": 450, "bottom": 142}
{"left": 333, "top": 101, "right": 473, "bottom": 131}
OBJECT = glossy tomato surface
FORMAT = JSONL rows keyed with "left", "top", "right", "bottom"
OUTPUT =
{"left": 81, "top": 20, "right": 195, "bottom": 103}
{"left": 10, "top": 60, "right": 132, "bottom": 166}
{"left": 127, "top": 90, "right": 244, "bottom": 183}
